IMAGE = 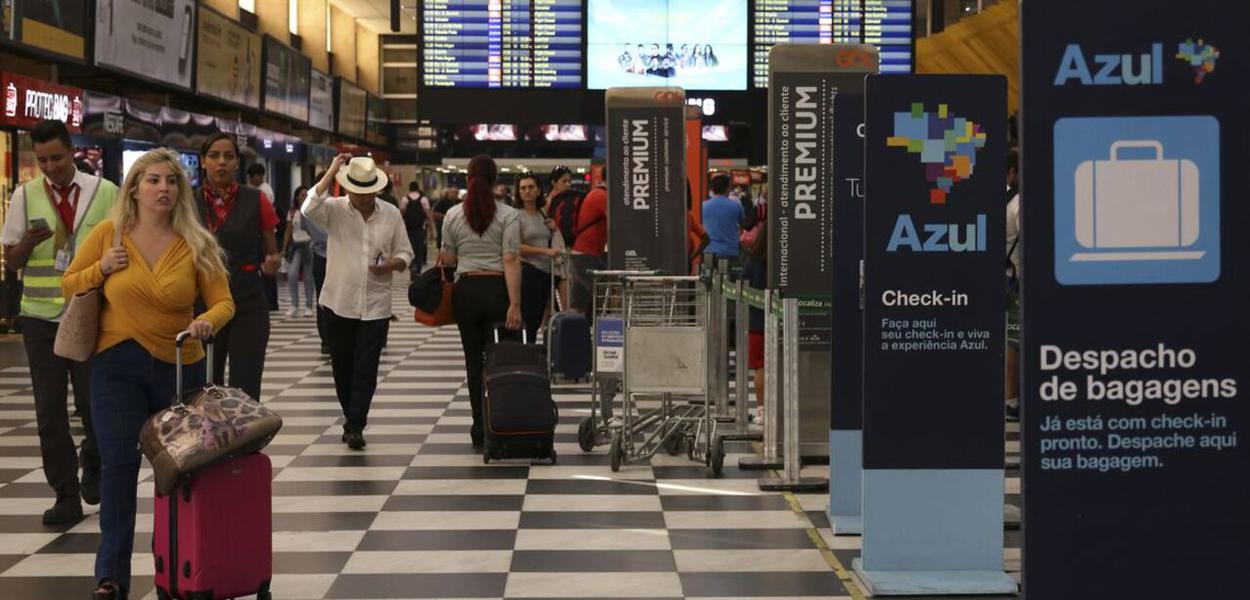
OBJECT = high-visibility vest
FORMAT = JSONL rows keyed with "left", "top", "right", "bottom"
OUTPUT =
{"left": 20, "top": 177, "right": 117, "bottom": 321}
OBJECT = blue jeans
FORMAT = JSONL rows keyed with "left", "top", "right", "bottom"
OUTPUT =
{"left": 92, "top": 340, "right": 205, "bottom": 590}
{"left": 287, "top": 241, "right": 315, "bottom": 309}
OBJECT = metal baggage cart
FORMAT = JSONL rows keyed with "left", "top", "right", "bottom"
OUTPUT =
{"left": 608, "top": 275, "right": 712, "bottom": 472}
{"left": 576, "top": 269, "right": 662, "bottom": 452}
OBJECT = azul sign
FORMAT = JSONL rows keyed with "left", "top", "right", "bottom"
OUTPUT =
{"left": 1054, "top": 39, "right": 1221, "bottom": 86}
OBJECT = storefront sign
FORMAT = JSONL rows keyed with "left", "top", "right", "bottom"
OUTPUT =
{"left": 1021, "top": 1, "right": 1248, "bottom": 597}
{"left": 1, "top": 73, "right": 82, "bottom": 131}
{"left": 605, "top": 88, "right": 687, "bottom": 274}
{"left": 196, "top": 6, "right": 262, "bottom": 109}
{"left": 3, "top": 0, "right": 87, "bottom": 60}
{"left": 95, "top": 0, "right": 195, "bottom": 89}
{"left": 263, "top": 36, "right": 311, "bottom": 122}
{"left": 856, "top": 74, "right": 1012, "bottom": 595}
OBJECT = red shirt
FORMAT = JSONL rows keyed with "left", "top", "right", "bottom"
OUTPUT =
{"left": 203, "top": 183, "right": 280, "bottom": 233}
{"left": 572, "top": 186, "right": 608, "bottom": 255}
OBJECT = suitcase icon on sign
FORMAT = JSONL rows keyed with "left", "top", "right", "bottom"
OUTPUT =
{"left": 1071, "top": 140, "right": 1204, "bottom": 262}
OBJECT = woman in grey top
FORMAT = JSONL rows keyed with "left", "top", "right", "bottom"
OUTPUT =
{"left": 516, "top": 173, "right": 561, "bottom": 342}
{"left": 439, "top": 155, "right": 522, "bottom": 446}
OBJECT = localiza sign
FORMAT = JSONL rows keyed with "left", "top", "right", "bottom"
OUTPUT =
{"left": 1, "top": 72, "right": 83, "bottom": 131}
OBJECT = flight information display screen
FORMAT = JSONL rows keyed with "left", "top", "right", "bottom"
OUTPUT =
{"left": 752, "top": 0, "right": 913, "bottom": 86}
{"left": 421, "top": 0, "right": 583, "bottom": 88}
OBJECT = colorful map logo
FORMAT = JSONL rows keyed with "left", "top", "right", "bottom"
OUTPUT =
{"left": 887, "top": 103, "right": 987, "bottom": 204}
{"left": 1176, "top": 39, "right": 1219, "bottom": 84}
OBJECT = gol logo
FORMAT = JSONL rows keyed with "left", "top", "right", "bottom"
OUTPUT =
{"left": 653, "top": 90, "right": 683, "bottom": 104}
{"left": 835, "top": 48, "right": 877, "bottom": 70}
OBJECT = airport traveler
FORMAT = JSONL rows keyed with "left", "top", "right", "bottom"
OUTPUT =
{"left": 515, "top": 173, "right": 560, "bottom": 343}
{"left": 545, "top": 165, "right": 573, "bottom": 210}
{"left": 439, "top": 154, "right": 522, "bottom": 446}
{"left": 494, "top": 183, "right": 512, "bottom": 207}
{"left": 569, "top": 172, "right": 608, "bottom": 316}
{"left": 702, "top": 173, "right": 744, "bottom": 262}
{"left": 0, "top": 119, "right": 116, "bottom": 525}
{"left": 1005, "top": 149, "right": 1022, "bottom": 420}
{"left": 304, "top": 154, "right": 413, "bottom": 450}
{"left": 303, "top": 185, "right": 332, "bottom": 355}
{"left": 282, "top": 185, "right": 316, "bottom": 318}
{"left": 401, "top": 181, "right": 432, "bottom": 275}
{"left": 432, "top": 187, "right": 460, "bottom": 249}
{"left": 61, "top": 148, "right": 235, "bottom": 600}
{"left": 195, "top": 132, "right": 281, "bottom": 400}
{"left": 248, "top": 163, "right": 281, "bottom": 311}
{"left": 741, "top": 211, "right": 768, "bottom": 423}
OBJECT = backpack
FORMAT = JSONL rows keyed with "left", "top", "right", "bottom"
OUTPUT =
{"left": 403, "top": 193, "right": 428, "bottom": 234}
{"left": 550, "top": 190, "right": 586, "bottom": 246}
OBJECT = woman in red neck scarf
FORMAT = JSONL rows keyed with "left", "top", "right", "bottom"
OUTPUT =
{"left": 194, "top": 132, "right": 282, "bottom": 400}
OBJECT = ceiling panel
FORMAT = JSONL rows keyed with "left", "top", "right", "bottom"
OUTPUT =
{"left": 330, "top": 0, "right": 417, "bottom": 33}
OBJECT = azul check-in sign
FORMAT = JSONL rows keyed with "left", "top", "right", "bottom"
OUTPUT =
{"left": 1022, "top": 1, "right": 1248, "bottom": 597}
{"left": 862, "top": 75, "right": 1006, "bottom": 469}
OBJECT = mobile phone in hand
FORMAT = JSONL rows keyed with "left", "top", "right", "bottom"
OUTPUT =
{"left": 29, "top": 218, "right": 49, "bottom": 231}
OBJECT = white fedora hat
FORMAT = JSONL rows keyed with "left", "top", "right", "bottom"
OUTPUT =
{"left": 336, "top": 156, "right": 388, "bottom": 194}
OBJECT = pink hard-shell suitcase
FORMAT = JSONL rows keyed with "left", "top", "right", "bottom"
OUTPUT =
{"left": 152, "top": 452, "right": 273, "bottom": 600}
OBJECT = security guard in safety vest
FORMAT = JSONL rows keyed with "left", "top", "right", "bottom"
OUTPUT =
{"left": 0, "top": 120, "right": 117, "bottom": 524}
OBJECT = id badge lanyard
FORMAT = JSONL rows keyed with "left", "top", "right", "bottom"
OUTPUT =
{"left": 46, "top": 182, "right": 81, "bottom": 272}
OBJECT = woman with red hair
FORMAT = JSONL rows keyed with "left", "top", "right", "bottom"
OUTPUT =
{"left": 439, "top": 155, "right": 523, "bottom": 445}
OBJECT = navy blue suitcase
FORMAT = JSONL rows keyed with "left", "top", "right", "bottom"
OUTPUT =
{"left": 548, "top": 312, "right": 591, "bottom": 381}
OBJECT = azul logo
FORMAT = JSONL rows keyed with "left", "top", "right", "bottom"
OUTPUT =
{"left": 1055, "top": 39, "right": 1220, "bottom": 86}
{"left": 885, "top": 102, "right": 989, "bottom": 253}
{"left": 888, "top": 214, "right": 987, "bottom": 252}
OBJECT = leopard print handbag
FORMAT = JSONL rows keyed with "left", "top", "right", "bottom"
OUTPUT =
{"left": 140, "top": 333, "right": 283, "bottom": 496}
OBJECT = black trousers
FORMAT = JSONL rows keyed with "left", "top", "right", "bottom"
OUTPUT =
{"left": 520, "top": 263, "right": 551, "bottom": 343}
{"left": 21, "top": 317, "right": 98, "bottom": 498}
{"left": 324, "top": 309, "right": 390, "bottom": 432}
{"left": 211, "top": 289, "right": 270, "bottom": 400}
{"left": 408, "top": 230, "right": 427, "bottom": 276}
{"left": 313, "top": 254, "right": 328, "bottom": 347}
{"left": 263, "top": 274, "right": 279, "bottom": 311}
{"left": 452, "top": 275, "right": 511, "bottom": 438}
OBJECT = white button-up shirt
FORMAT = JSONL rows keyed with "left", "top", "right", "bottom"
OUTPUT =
{"left": 302, "top": 189, "right": 414, "bottom": 321}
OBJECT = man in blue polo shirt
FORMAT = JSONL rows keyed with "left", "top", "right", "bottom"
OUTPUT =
{"left": 701, "top": 173, "right": 743, "bottom": 261}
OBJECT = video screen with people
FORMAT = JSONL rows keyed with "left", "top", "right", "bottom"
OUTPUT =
{"left": 588, "top": 0, "right": 748, "bottom": 91}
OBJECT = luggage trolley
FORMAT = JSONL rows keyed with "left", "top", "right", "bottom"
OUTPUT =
{"left": 608, "top": 275, "right": 712, "bottom": 472}
{"left": 576, "top": 269, "right": 661, "bottom": 452}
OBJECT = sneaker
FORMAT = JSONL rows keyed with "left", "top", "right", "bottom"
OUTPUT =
{"left": 284, "top": 307, "right": 298, "bottom": 318}
{"left": 42, "top": 496, "right": 83, "bottom": 525}
{"left": 302, "top": 307, "right": 314, "bottom": 318}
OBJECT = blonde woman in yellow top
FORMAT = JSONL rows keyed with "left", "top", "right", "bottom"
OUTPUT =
{"left": 62, "top": 148, "right": 235, "bottom": 600}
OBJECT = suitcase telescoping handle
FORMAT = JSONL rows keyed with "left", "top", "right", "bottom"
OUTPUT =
{"left": 493, "top": 324, "right": 528, "bottom": 345}
{"left": 174, "top": 331, "right": 214, "bottom": 405}
{"left": 1110, "top": 140, "right": 1164, "bottom": 161}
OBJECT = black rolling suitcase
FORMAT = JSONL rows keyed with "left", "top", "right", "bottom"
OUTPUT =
{"left": 483, "top": 328, "right": 559, "bottom": 464}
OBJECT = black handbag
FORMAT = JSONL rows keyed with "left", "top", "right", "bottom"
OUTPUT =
{"left": 408, "top": 265, "right": 456, "bottom": 314}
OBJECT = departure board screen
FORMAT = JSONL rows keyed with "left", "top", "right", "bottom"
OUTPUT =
{"left": 752, "top": 0, "right": 913, "bottom": 87}
{"left": 421, "top": 0, "right": 583, "bottom": 88}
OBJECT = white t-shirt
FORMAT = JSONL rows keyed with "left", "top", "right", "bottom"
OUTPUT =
{"left": 258, "top": 182, "right": 276, "bottom": 206}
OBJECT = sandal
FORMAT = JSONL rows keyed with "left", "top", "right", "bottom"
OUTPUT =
{"left": 91, "top": 580, "right": 126, "bottom": 600}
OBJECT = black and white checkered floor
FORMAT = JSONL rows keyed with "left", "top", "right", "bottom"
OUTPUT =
{"left": 0, "top": 283, "right": 1021, "bottom": 599}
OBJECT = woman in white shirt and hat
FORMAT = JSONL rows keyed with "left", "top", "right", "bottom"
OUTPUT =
{"left": 303, "top": 154, "right": 414, "bottom": 450}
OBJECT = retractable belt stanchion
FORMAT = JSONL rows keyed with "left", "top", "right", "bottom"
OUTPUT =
{"left": 759, "top": 297, "right": 828, "bottom": 492}
{"left": 740, "top": 289, "right": 782, "bottom": 471}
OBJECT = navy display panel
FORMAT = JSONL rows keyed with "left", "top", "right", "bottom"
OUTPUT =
{"left": 752, "top": 0, "right": 913, "bottom": 87}
{"left": 421, "top": 0, "right": 583, "bottom": 89}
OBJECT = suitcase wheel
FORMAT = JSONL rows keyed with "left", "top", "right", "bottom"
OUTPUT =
{"left": 156, "top": 589, "right": 171, "bottom": 600}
